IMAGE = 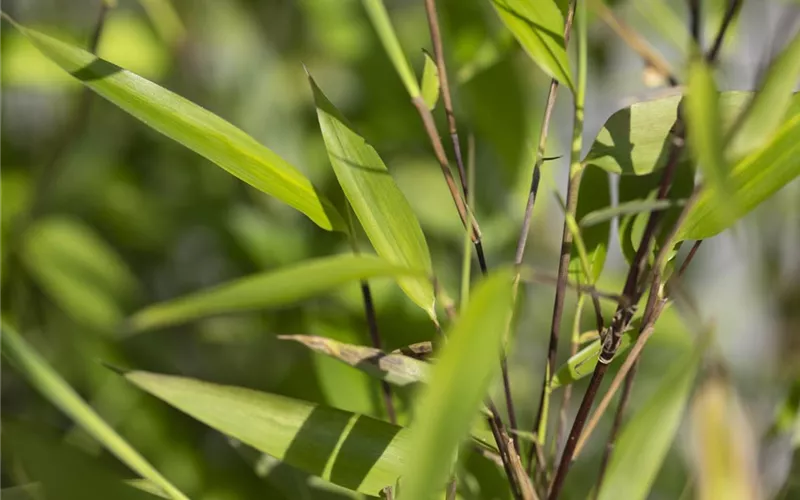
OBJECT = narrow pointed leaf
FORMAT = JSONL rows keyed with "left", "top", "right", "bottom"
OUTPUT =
{"left": 686, "top": 60, "right": 735, "bottom": 229}
{"left": 11, "top": 21, "right": 344, "bottom": 231}
{"left": 580, "top": 199, "right": 682, "bottom": 228}
{"left": 279, "top": 335, "right": 430, "bottom": 387}
{"left": 309, "top": 76, "right": 435, "bottom": 317}
{"left": 490, "top": 0, "right": 573, "bottom": 89}
{"left": 678, "top": 114, "right": 800, "bottom": 240}
{"left": 360, "top": 0, "right": 420, "bottom": 97}
{"left": 20, "top": 216, "right": 138, "bottom": 330}
{"left": 729, "top": 31, "right": 800, "bottom": 157}
{"left": 125, "top": 370, "right": 411, "bottom": 496}
{"left": 0, "top": 322, "right": 188, "bottom": 500}
{"left": 5, "top": 422, "right": 163, "bottom": 500}
{"left": 127, "top": 254, "right": 426, "bottom": 333}
{"left": 551, "top": 319, "right": 640, "bottom": 389}
{"left": 597, "top": 344, "right": 703, "bottom": 500}
{"left": 585, "top": 91, "right": 750, "bottom": 175}
{"left": 689, "top": 379, "right": 762, "bottom": 500}
{"left": 398, "top": 270, "right": 514, "bottom": 500}
{"left": 420, "top": 50, "right": 440, "bottom": 110}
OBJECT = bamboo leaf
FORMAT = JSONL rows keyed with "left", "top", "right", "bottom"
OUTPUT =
{"left": 127, "top": 254, "right": 426, "bottom": 333}
{"left": 597, "top": 343, "right": 703, "bottom": 500}
{"left": 579, "top": 199, "right": 682, "bottom": 228}
{"left": 420, "top": 50, "right": 440, "bottom": 111}
{"left": 309, "top": 75, "right": 436, "bottom": 317}
{"left": 569, "top": 165, "right": 611, "bottom": 282}
{"left": 360, "top": 0, "right": 420, "bottom": 97}
{"left": 10, "top": 21, "right": 345, "bottom": 232}
{"left": 678, "top": 114, "right": 800, "bottom": 240}
{"left": 585, "top": 91, "right": 750, "bottom": 175}
{"left": 279, "top": 335, "right": 430, "bottom": 387}
{"left": 728, "top": 31, "right": 800, "bottom": 157}
{"left": 125, "top": 370, "right": 411, "bottom": 496}
{"left": 398, "top": 270, "right": 514, "bottom": 500}
{"left": 5, "top": 422, "right": 164, "bottom": 500}
{"left": 688, "top": 378, "right": 762, "bottom": 500}
{"left": 550, "top": 319, "right": 640, "bottom": 389}
{"left": 490, "top": 0, "right": 573, "bottom": 90}
{"left": 0, "top": 322, "right": 188, "bottom": 500}
{"left": 686, "top": 59, "right": 735, "bottom": 229}
{"left": 20, "top": 216, "right": 138, "bottom": 331}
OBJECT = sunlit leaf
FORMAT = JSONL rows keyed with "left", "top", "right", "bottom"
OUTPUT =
{"left": 678, "top": 114, "right": 800, "bottom": 240}
{"left": 279, "top": 335, "right": 430, "bottom": 387}
{"left": 490, "top": 0, "right": 573, "bottom": 89}
{"left": 5, "top": 422, "right": 163, "bottom": 500}
{"left": 579, "top": 199, "right": 682, "bottom": 228}
{"left": 20, "top": 216, "right": 137, "bottom": 331}
{"left": 686, "top": 59, "right": 734, "bottom": 228}
{"left": 585, "top": 91, "right": 750, "bottom": 175}
{"left": 0, "top": 322, "right": 188, "bottom": 500}
{"left": 597, "top": 343, "right": 702, "bottom": 500}
{"left": 398, "top": 270, "right": 513, "bottom": 500}
{"left": 420, "top": 50, "right": 440, "bottom": 111}
{"left": 551, "top": 319, "right": 640, "bottom": 389}
{"left": 125, "top": 370, "right": 411, "bottom": 496}
{"left": 688, "top": 378, "right": 762, "bottom": 500}
{"left": 569, "top": 165, "right": 611, "bottom": 282}
{"left": 309, "top": 76, "right": 436, "bottom": 317}
{"left": 127, "top": 254, "right": 426, "bottom": 333}
{"left": 728, "top": 31, "right": 800, "bottom": 157}
{"left": 360, "top": 0, "right": 420, "bottom": 97}
{"left": 11, "top": 21, "right": 345, "bottom": 232}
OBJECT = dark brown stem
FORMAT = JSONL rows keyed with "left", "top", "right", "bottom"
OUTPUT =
{"left": 487, "top": 400, "right": 524, "bottom": 500}
{"left": 422, "top": 0, "right": 468, "bottom": 198}
{"left": 706, "top": 0, "right": 743, "bottom": 63}
{"left": 360, "top": 281, "right": 396, "bottom": 424}
{"left": 548, "top": 363, "right": 609, "bottom": 499}
{"left": 678, "top": 240, "right": 703, "bottom": 278}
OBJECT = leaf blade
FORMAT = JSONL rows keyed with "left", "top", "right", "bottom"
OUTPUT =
{"left": 398, "top": 270, "right": 514, "bottom": 500}
{"left": 309, "top": 76, "right": 436, "bottom": 317}
{"left": 125, "top": 370, "right": 410, "bottom": 496}
{"left": 127, "top": 254, "right": 426, "bottom": 333}
{"left": 360, "top": 0, "right": 420, "bottom": 97}
{"left": 13, "top": 21, "right": 344, "bottom": 232}
{"left": 420, "top": 50, "right": 440, "bottom": 110}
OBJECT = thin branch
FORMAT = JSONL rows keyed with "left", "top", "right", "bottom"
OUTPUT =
{"left": 590, "top": 0, "right": 678, "bottom": 86}
{"left": 678, "top": 240, "right": 703, "bottom": 278}
{"left": 359, "top": 281, "right": 397, "bottom": 424}
{"left": 554, "top": 294, "right": 585, "bottom": 466}
{"left": 706, "top": 0, "right": 743, "bottom": 63}
{"left": 422, "top": 0, "right": 468, "bottom": 198}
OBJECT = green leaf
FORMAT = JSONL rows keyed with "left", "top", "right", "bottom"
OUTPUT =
{"left": 360, "top": 0, "right": 420, "bottom": 97}
{"left": 398, "top": 270, "right": 514, "bottom": 500}
{"left": 728, "top": 31, "right": 800, "bottom": 157}
{"left": 279, "top": 335, "right": 430, "bottom": 387}
{"left": 11, "top": 21, "right": 344, "bottom": 232}
{"left": 309, "top": 76, "right": 436, "bottom": 317}
{"left": 550, "top": 319, "right": 640, "bottom": 389}
{"left": 686, "top": 59, "right": 735, "bottom": 228}
{"left": 0, "top": 322, "right": 188, "bottom": 500}
{"left": 20, "top": 217, "right": 138, "bottom": 331}
{"left": 127, "top": 254, "right": 426, "bottom": 333}
{"left": 569, "top": 165, "right": 611, "bottom": 282}
{"left": 579, "top": 199, "right": 683, "bottom": 228}
{"left": 585, "top": 91, "right": 750, "bottom": 175}
{"left": 4, "top": 422, "right": 164, "bottom": 500}
{"left": 420, "top": 50, "right": 440, "bottom": 111}
{"left": 125, "top": 370, "right": 411, "bottom": 496}
{"left": 678, "top": 114, "right": 800, "bottom": 240}
{"left": 490, "top": 0, "right": 573, "bottom": 90}
{"left": 597, "top": 343, "right": 703, "bottom": 500}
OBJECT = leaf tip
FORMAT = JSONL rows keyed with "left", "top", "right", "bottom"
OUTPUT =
{"left": 100, "top": 360, "right": 128, "bottom": 376}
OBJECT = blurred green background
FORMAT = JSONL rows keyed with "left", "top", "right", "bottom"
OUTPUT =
{"left": 2, "top": 0, "right": 799, "bottom": 498}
